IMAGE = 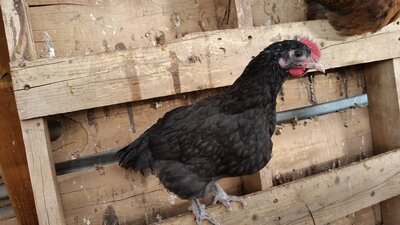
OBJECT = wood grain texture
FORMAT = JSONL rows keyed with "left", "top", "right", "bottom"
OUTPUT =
{"left": 0, "top": 7, "right": 9, "bottom": 77}
{"left": 27, "top": 0, "right": 218, "bottom": 59}
{"left": 0, "top": 4, "right": 38, "bottom": 225}
{"left": 0, "top": 0, "right": 36, "bottom": 61}
{"left": 11, "top": 20, "right": 400, "bottom": 120}
{"left": 364, "top": 58, "right": 400, "bottom": 225}
{"left": 58, "top": 166, "right": 242, "bottom": 225}
{"left": 214, "top": 0, "right": 238, "bottom": 29}
{"left": 20, "top": 119, "right": 65, "bottom": 225}
{"left": 0, "top": 217, "right": 19, "bottom": 225}
{"left": 0, "top": 77, "right": 38, "bottom": 225}
{"left": 234, "top": 0, "right": 253, "bottom": 28}
{"left": 250, "top": 0, "right": 308, "bottom": 26}
{"left": 154, "top": 148, "right": 400, "bottom": 225}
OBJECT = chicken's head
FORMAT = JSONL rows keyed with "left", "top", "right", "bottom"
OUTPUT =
{"left": 277, "top": 37, "right": 325, "bottom": 77}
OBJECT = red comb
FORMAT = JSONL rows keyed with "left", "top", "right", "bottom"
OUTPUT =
{"left": 299, "top": 37, "right": 321, "bottom": 61}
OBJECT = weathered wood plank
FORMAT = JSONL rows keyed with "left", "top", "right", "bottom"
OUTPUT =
{"left": 234, "top": 0, "right": 253, "bottom": 28}
{"left": 1, "top": 1, "right": 65, "bottom": 224}
{"left": 0, "top": 7, "right": 9, "bottom": 76}
{"left": 0, "top": 77, "right": 38, "bottom": 225}
{"left": 58, "top": 166, "right": 242, "bottom": 225}
{"left": 0, "top": 3, "right": 39, "bottom": 225}
{"left": 27, "top": 0, "right": 218, "bottom": 59}
{"left": 11, "top": 20, "right": 400, "bottom": 120}
{"left": 0, "top": 0, "right": 36, "bottom": 61}
{"left": 154, "top": 148, "right": 400, "bottom": 225}
{"left": 0, "top": 217, "right": 19, "bottom": 225}
{"left": 250, "top": 0, "right": 307, "bottom": 26}
{"left": 364, "top": 58, "right": 400, "bottom": 225}
{"left": 20, "top": 119, "right": 65, "bottom": 225}
{"left": 213, "top": 0, "right": 238, "bottom": 29}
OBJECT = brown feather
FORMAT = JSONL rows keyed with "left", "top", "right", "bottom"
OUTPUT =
{"left": 306, "top": 0, "right": 400, "bottom": 35}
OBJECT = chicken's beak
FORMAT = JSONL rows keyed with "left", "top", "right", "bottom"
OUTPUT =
{"left": 305, "top": 59, "right": 325, "bottom": 74}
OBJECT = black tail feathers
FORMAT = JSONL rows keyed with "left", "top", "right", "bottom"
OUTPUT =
{"left": 116, "top": 134, "right": 154, "bottom": 173}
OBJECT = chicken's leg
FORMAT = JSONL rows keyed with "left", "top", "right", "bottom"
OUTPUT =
{"left": 190, "top": 199, "right": 220, "bottom": 225}
{"left": 212, "top": 182, "right": 247, "bottom": 211}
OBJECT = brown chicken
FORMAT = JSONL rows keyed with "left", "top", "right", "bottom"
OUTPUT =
{"left": 305, "top": 0, "right": 400, "bottom": 35}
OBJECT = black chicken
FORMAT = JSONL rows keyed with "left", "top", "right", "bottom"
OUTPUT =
{"left": 117, "top": 38, "right": 324, "bottom": 225}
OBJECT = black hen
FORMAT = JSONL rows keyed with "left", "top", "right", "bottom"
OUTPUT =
{"left": 117, "top": 38, "right": 324, "bottom": 225}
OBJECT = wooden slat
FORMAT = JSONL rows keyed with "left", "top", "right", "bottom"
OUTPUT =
{"left": 364, "top": 58, "right": 400, "bottom": 225}
{"left": 20, "top": 119, "right": 65, "bottom": 225}
{"left": 0, "top": 0, "right": 36, "bottom": 61}
{"left": 27, "top": 0, "right": 219, "bottom": 59}
{"left": 0, "top": 6, "right": 9, "bottom": 76}
{"left": 155, "top": 148, "right": 400, "bottom": 225}
{"left": 11, "top": 20, "right": 400, "bottom": 120}
{"left": 234, "top": 0, "right": 253, "bottom": 28}
{"left": 250, "top": 0, "right": 308, "bottom": 26}
{"left": 1, "top": 1, "right": 66, "bottom": 224}
{"left": 214, "top": 0, "right": 238, "bottom": 29}
{"left": 0, "top": 77, "right": 38, "bottom": 225}
{"left": 0, "top": 4, "right": 38, "bottom": 225}
{"left": 0, "top": 217, "right": 19, "bottom": 225}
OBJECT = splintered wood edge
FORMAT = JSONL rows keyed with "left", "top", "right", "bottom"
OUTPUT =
{"left": 10, "top": 19, "right": 400, "bottom": 120}
{"left": 152, "top": 148, "right": 400, "bottom": 225}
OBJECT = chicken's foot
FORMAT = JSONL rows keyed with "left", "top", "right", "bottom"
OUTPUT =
{"left": 212, "top": 182, "right": 247, "bottom": 211}
{"left": 189, "top": 199, "right": 220, "bottom": 225}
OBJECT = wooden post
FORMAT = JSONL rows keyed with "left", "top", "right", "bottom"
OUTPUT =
{"left": 0, "top": 4, "right": 38, "bottom": 225}
{"left": 0, "top": 77, "right": 39, "bottom": 225}
{"left": 364, "top": 58, "right": 400, "bottom": 224}
{"left": 20, "top": 119, "right": 65, "bottom": 225}
{"left": 1, "top": 1, "right": 65, "bottom": 224}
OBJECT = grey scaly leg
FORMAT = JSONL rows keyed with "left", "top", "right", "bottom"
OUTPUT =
{"left": 212, "top": 182, "right": 247, "bottom": 211}
{"left": 189, "top": 199, "right": 220, "bottom": 225}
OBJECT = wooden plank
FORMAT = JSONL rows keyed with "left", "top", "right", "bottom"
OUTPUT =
{"left": 154, "top": 148, "right": 400, "bottom": 225}
{"left": 0, "top": 7, "right": 9, "bottom": 76}
{"left": 0, "top": 0, "right": 36, "bottom": 61}
{"left": 213, "top": 0, "right": 238, "bottom": 29}
{"left": 270, "top": 107, "right": 372, "bottom": 185}
{"left": 0, "top": 77, "right": 38, "bottom": 225}
{"left": 250, "top": 0, "right": 307, "bottom": 26}
{"left": 27, "top": 0, "right": 218, "bottom": 58}
{"left": 329, "top": 205, "right": 381, "bottom": 225}
{"left": 58, "top": 165, "right": 242, "bottom": 225}
{"left": 11, "top": 20, "right": 400, "bottom": 120}
{"left": 364, "top": 58, "right": 400, "bottom": 225}
{"left": 234, "top": 0, "right": 253, "bottom": 28}
{"left": 1, "top": 1, "right": 66, "bottom": 223}
{"left": 20, "top": 119, "right": 65, "bottom": 225}
{"left": 0, "top": 217, "right": 19, "bottom": 225}
{"left": 0, "top": 5, "right": 38, "bottom": 225}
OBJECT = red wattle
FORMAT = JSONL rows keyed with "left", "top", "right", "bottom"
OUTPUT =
{"left": 288, "top": 67, "right": 306, "bottom": 77}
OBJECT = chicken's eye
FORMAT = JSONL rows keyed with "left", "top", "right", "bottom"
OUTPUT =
{"left": 294, "top": 50, "right": 303, "bottom": 57}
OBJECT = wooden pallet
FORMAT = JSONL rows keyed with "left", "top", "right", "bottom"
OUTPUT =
{"left": 1, "top": 0, "right": 400, "bottom": 224}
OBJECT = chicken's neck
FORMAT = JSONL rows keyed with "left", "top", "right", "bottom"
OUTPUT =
{"left": 221, "top": 60, "right": 287, "bottom": 114}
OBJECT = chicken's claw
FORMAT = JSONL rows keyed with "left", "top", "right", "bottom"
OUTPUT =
{"left": 190, "top": 199, "right": 220, "bottom": 225}
{"left": 212, "top": 183, "right": 247, "bottom": 211}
